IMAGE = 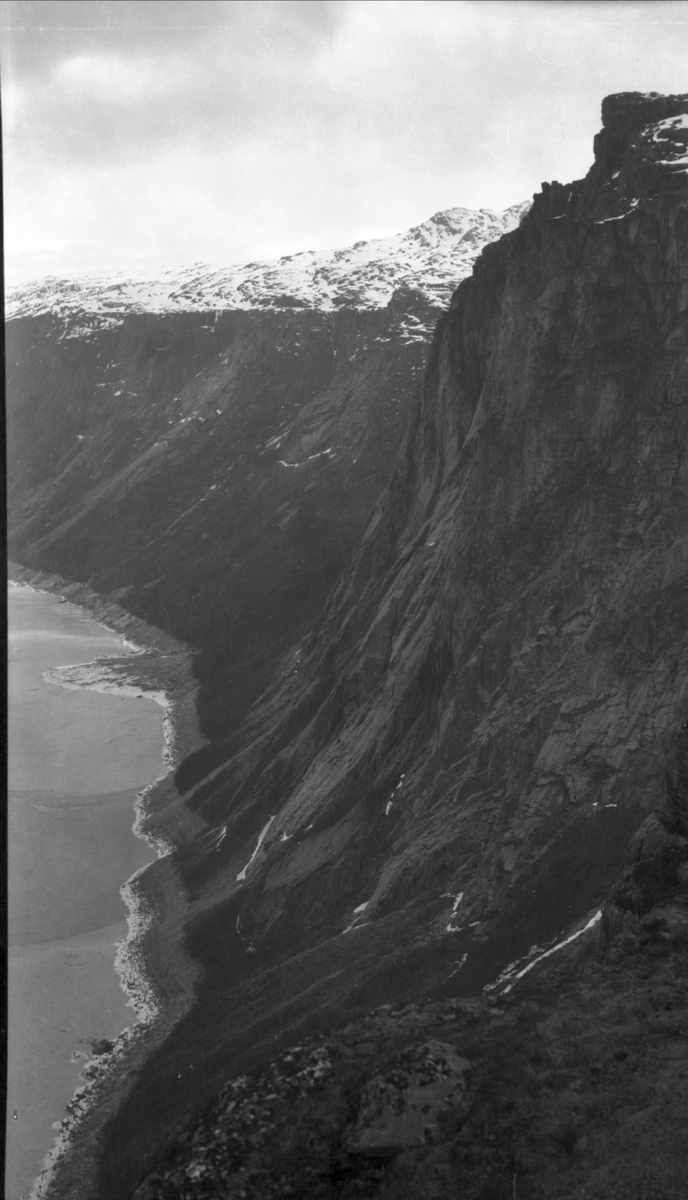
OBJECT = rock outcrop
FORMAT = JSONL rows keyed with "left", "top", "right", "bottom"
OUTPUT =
{"left": 348, "top": 1040, "right": 472, "bottom": 1153}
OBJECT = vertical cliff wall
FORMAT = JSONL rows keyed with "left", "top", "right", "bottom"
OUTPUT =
{"left": 168, "top": 89, "right": 688, "bottom": 978}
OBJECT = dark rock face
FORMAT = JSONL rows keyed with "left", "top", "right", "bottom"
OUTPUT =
{"left": 17, "top": 93, "right": 688, "bottom": 1198}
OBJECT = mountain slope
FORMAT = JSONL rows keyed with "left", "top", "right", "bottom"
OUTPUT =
{"left": 7, "top": 204, "right": 527, "bottom": 324}
{"left": 132, "top": 921, "right": 688, "bottom": 1200}
{"left": 8, "top": 207, "right": 525, "bottom": 758}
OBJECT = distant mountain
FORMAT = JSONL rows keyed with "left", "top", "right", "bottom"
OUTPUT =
{"left": 6, "top": 203, "right": 528, "bottom": 329}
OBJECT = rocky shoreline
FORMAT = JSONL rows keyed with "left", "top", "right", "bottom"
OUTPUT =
{"left": 8, "top": 562, "right": 203, "bottom": 763}
{"left": 30, "top": 852, "right": 203, "bottom": 1200}
{"left": 8, "top": 564, "right": 205, "bottom": 1200}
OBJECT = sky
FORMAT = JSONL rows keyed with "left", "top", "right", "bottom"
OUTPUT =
{"left": 2, "top": 0, "right": 687, "bottom": 284}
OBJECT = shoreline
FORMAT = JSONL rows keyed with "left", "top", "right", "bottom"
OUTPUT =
{"left": 8, "top": 564, "right": 207, "bottom": 1200}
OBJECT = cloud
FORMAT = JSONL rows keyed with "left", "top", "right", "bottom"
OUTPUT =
{"left": 54, "top": 52, "right": 175, "bottom": 102}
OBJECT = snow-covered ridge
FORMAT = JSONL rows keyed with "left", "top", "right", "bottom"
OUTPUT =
{"left": 7, "top": 203, "right": 529, "bottom": 326}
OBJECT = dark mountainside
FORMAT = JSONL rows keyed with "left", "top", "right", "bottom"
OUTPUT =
{"left": 7, "top": 293, "right": 437, "bottom": 754}
{"left": 8, "top": 203, "right": 524, "bottom": 768}
{"left": 9, "top": 93, "right": 688, "bottom": 1199}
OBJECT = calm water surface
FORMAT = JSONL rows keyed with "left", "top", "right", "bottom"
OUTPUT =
{"left": 7, "top": 585, "right": 166, "bottom": 1200}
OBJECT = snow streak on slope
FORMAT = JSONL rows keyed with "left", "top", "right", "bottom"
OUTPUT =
{"left": 7, "top": 204, "right": 529, "bottom": 328}
{"left": 644, "top": 112, "right": 688, "bottom": 169}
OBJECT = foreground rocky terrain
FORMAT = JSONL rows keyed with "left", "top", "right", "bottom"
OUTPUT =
{"left": 8, "top": 92, "right": 688, "bottom": 1198}
{"left": 133, "top": 779, "right": 688, "bottom": 1200}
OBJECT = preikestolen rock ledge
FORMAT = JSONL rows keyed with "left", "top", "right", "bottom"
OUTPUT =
{"left": 7, "top": 92, "right": 688, "bottom": 1199}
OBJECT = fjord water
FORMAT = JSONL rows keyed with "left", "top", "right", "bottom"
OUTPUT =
{"left": 7, "top": 585, "right": 166, "bottom": 1200}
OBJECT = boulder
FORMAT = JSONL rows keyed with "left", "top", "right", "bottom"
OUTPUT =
{"left": 348, "top": 1040, "right": 471, "bottom": 1153}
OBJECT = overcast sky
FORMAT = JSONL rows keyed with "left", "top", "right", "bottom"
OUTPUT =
{"left": 2, "top": 0, "right": 687, "bottom": 283}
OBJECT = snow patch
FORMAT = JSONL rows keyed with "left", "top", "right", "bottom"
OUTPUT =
{"left": 644, "top": 116, "right": 688, "bottom": 166}
{"left": 446, "top": 953, "right": 468, "bottom": 979}
{"left": 343, "top": 900, "right": 371, "bottom": 934}
{"left": 278, "top": 447, "right": 335, "bottom": 468}
{"left": 485, "top": 910, "right": 603, "bottom": 995}
{"left": 650, "top": 112, "right": 688, "bottom": 137}
{"left": 593, "top": 200, "right": 640, "bottom": 225}
{"left": 236, "top": 816, "right": 275, "bottom": 881}
{"left": 446, "top": 892, "right": 464, "bottom": 932}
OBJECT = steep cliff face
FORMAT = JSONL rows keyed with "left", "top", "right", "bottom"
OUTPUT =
{"left": 20, "top": 95, "right": 688, "bottom": 1199}
{"left": 57, "top": 92, "right": 688, "bottom": 1198}
{"left": 167, "top": 89, "right": 688, "bottom": 969}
